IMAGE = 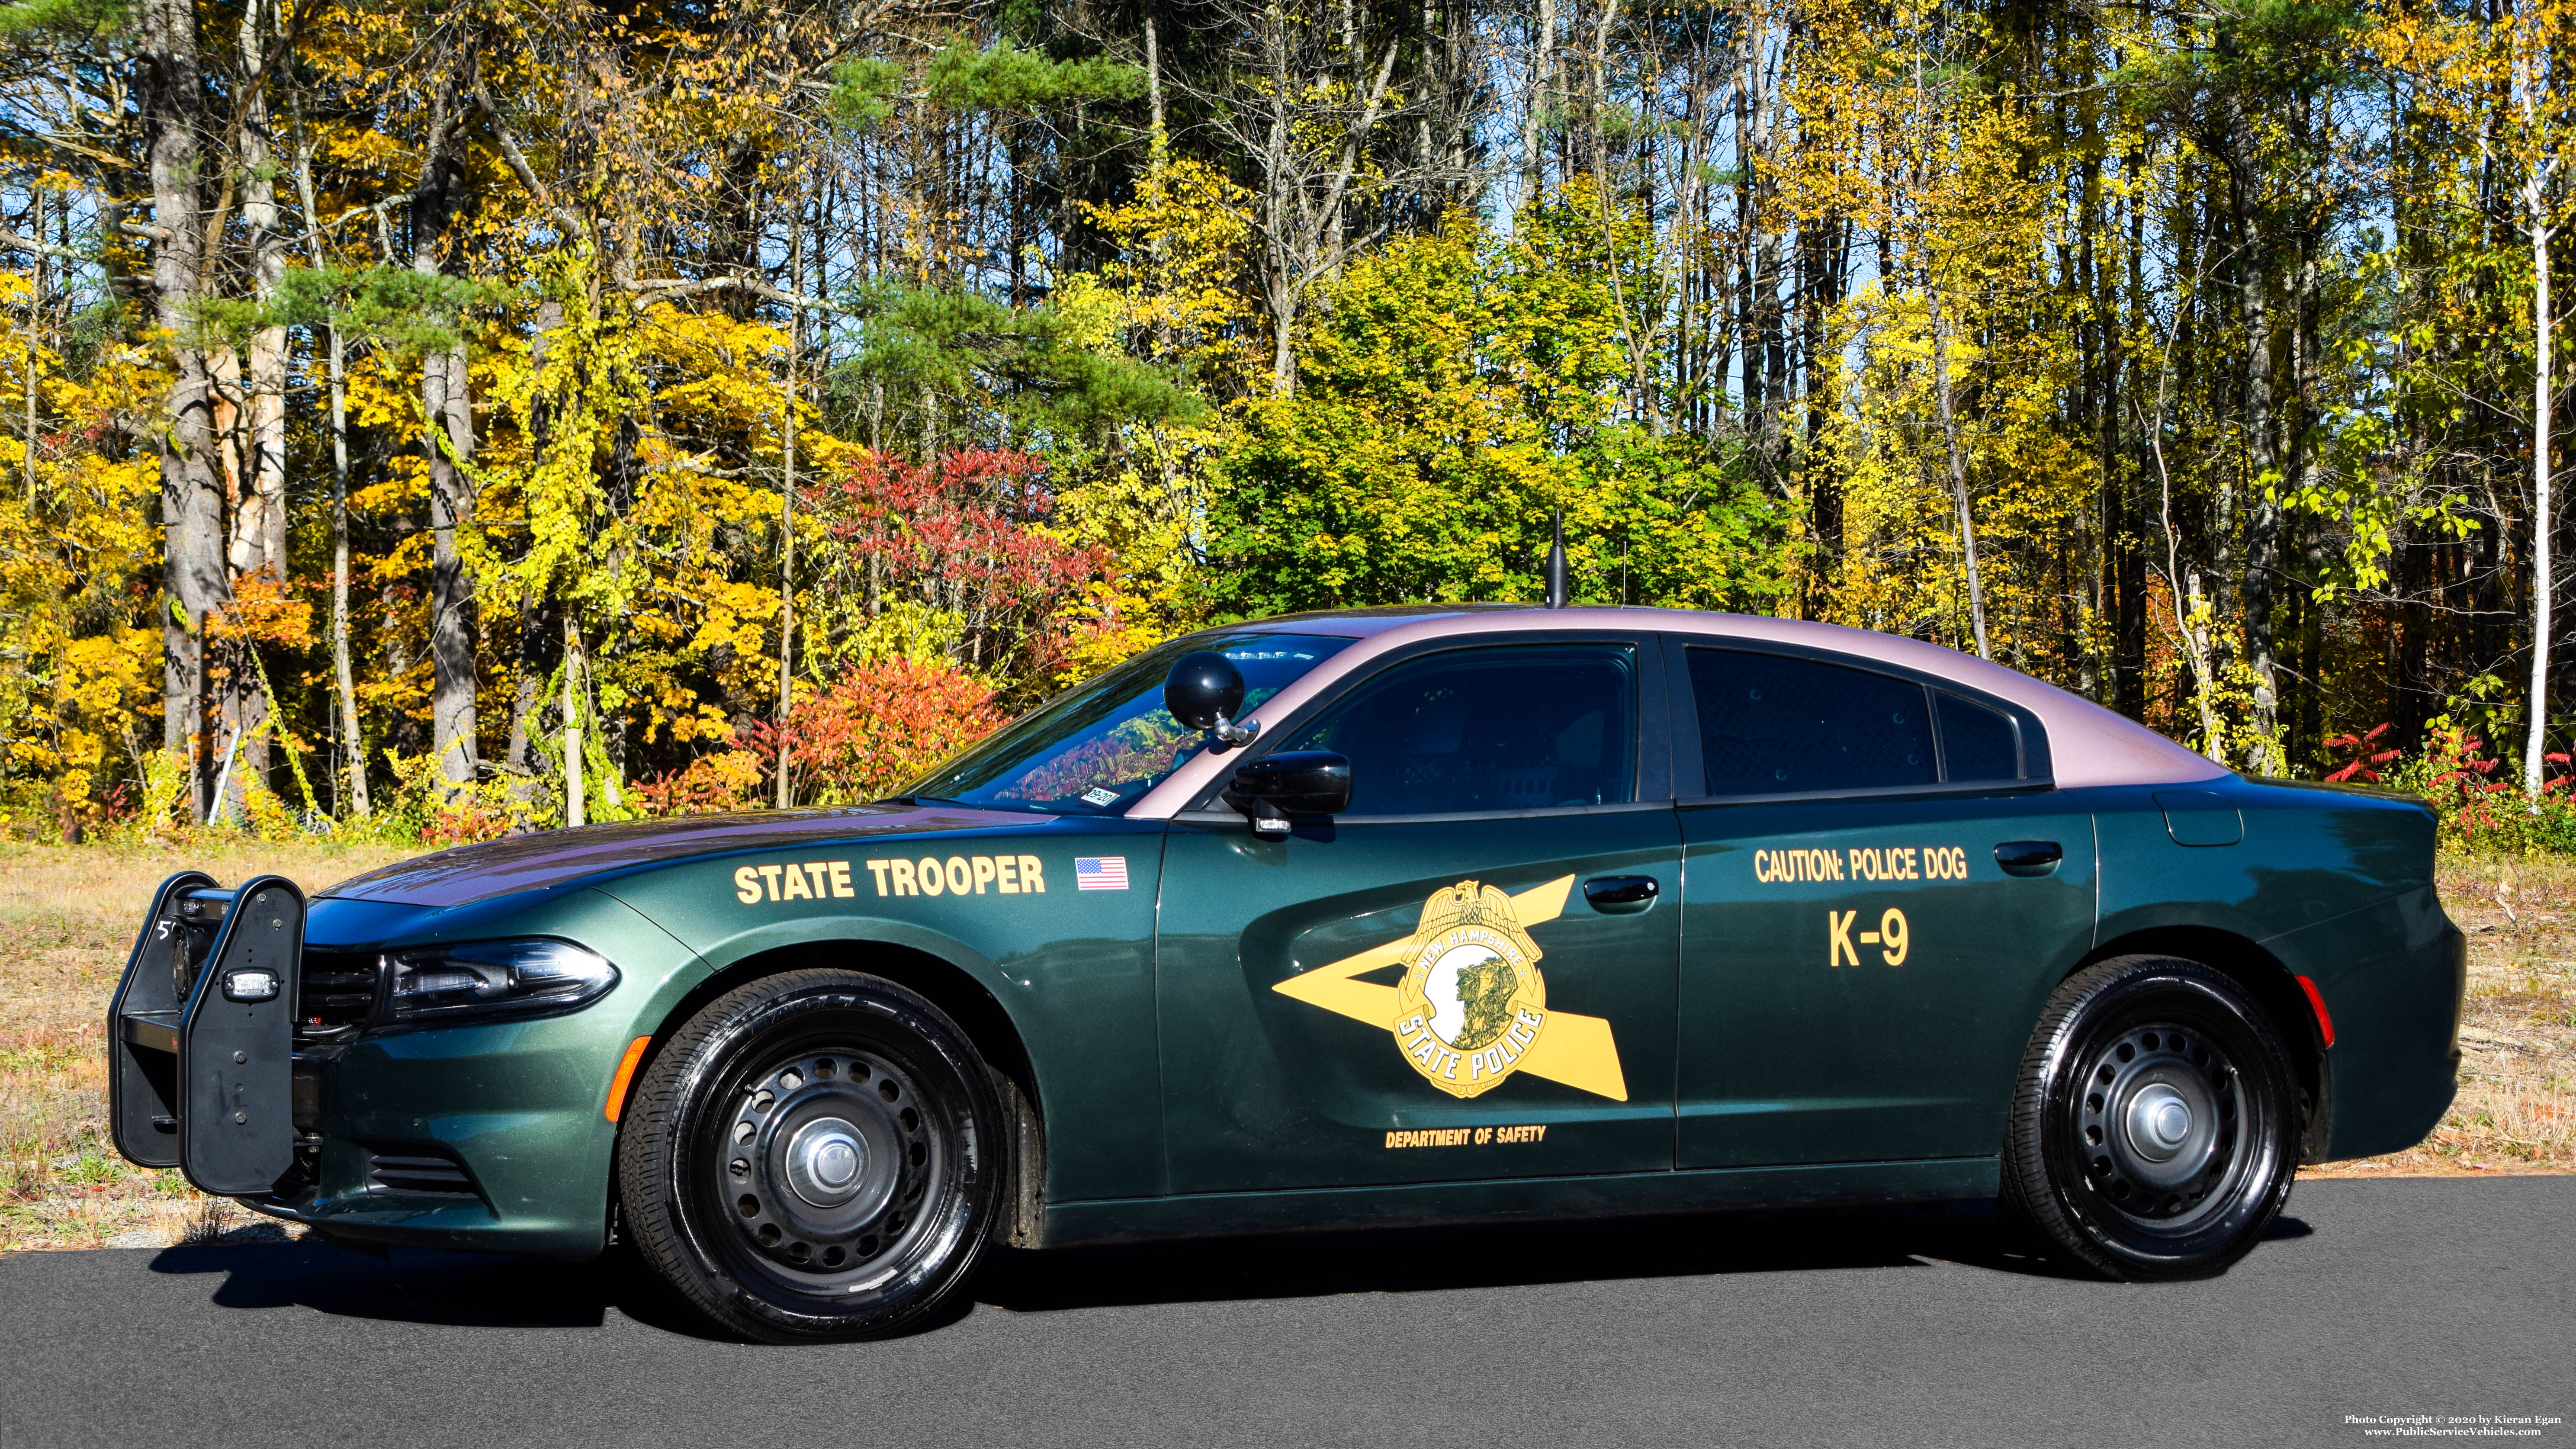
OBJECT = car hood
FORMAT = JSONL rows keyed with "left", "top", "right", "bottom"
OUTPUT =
{"left": 318, "top": 803, "right": 1043, "bottom": 908}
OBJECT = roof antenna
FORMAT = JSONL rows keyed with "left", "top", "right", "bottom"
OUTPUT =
{"left": 1545, "top": 509, "right": 1570, "bottom": 609}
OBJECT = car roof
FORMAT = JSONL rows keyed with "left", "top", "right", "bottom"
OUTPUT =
{"left": 1224, "top": 604, "right": 1518, "bottom": 636}
{"left": 1131, "top": 604, "right": 2228, "bottom": 816}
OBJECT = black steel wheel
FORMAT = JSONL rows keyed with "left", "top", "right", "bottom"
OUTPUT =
{"left": 618, "top": 968, "right": 1002, "bottom": 1341}
{"left": 2001, "top": 955, "right": 2300, "bottom": 1280}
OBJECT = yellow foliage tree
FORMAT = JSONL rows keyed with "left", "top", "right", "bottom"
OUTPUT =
{"left": 1785, "top": 0, "right": 2099, "bottom": 678}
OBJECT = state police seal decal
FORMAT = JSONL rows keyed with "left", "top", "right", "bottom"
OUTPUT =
{"left": 1271, "top": 873, "right": 1629, "bottom": 1102}
{"left": 1392, "top": 880, "right": 1548, "bottom": 1099}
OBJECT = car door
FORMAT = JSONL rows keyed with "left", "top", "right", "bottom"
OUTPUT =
{"left": 1155, "top": 635, "right": 1682, "bottom": 1195}
{"left": 1669, "top": 639, "right": 2097, "bottom": 1169}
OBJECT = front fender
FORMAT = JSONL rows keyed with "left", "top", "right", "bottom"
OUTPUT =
{"left": 594, "top": 822, "right": 1168, "bottom": 1203}
{"left": 278, "top": 887, "right": 699, "bottom": 1258}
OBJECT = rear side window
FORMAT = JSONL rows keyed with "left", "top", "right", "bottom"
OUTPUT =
{"left": 1277, "top": 644, "right": 1637, "bottom": 814}
{"left": 1688, "top": 649, "right": 1935, "bottom": 795}
{"left": 1937, "top": 692, "right": 2022, "bottom": 782}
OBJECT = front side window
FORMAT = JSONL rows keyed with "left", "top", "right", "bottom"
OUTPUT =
{"left": 911, "top": 633, "right": 1355, "bottom": 815}
{"left": 1273, "top": 645, "right": 1638, "bottom": 815}
{"left": 1688, "top": 648, "right": 1936, "bottom": 796}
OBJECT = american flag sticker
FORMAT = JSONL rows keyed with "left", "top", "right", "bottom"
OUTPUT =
{"left": 1075, "top": 856, "right": 1130, "bottom": 891}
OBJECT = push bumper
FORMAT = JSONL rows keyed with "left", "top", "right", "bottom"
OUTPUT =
{"left": 107, "top": 874, "right": 310, "bottom": 1195}
{"left": 109, "top": 874, "right": 678, "bottom": 1259}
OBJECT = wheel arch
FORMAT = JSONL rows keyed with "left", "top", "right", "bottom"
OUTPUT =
{"left": 619, "top": 936, "right": 1047, "bottom": 1248}
{"left": 2073, "top": 925, "right": 2330, "bottom": 1162}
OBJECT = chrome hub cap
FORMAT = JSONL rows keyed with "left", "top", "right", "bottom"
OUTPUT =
{"left": 2126, "top": 1085, "right": 2194, "bottom": 1160}
{"left": 784, "top": 1118, "right": 869, "bottom": 1208}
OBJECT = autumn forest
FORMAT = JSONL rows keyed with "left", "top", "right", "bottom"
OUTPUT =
{"left": 0, "top": 0, "right": 2570, "bottom": 841}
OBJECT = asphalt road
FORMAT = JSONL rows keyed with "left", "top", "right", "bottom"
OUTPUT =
{"left": 2, "top": 1177, "right": 2569, "bottom": 1449}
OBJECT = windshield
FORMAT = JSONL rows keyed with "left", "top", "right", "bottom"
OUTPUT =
{"left": 906, "top": 633, "right": 1356, "bottom": 816}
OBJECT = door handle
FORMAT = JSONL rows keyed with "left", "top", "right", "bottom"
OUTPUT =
{"left": 1995, "top": 841, "right": 2063, "bottom": 877}
{"left": 1583, "top": 876, "right": 1661, "bottom": 912}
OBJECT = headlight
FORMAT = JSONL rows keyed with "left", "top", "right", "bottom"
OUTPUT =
{"left": 386, "top": 939, "right": 619, "bottom": 1023}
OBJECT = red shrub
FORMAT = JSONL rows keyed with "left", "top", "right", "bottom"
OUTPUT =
{"left": 2322, "top": 723, "right": 2401, "bottom": 784}
{"left": 829, "top": 450, "right": 1106, "bottom": 678}
{"left": 736, "top": 657, "right": 1009, "bottom": 807}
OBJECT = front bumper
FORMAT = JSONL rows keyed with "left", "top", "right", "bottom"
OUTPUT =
{"left": 111, "top": 876, "right": 704, "bottom": 1259}
{"left": 244, "top": 1013, "right": 635, "bottom": 1258}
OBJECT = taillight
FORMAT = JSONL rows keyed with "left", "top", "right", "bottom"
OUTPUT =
{"left": 2295, "top": 974, "right": 2336, "bottom": 1049}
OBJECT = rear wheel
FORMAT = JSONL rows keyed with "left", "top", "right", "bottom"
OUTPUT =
{"left": 618, "top": 969, "right": 1002, "bottom": 1341}
{"left": 2001, "top": 955, "right": 2299, "bottom": 1279}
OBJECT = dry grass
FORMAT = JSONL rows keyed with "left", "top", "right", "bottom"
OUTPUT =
{"left": 2304, "top": 855, "right": 2576, "bottom": 1179}
{"left": 1, "top": 838, "right": 2564, "bottom": 1252}
{"left": 0, "top": 839, "right": 418, "bottom": 1250}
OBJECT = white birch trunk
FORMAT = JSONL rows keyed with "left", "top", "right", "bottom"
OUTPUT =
{"left": 2526, "top": 213, "right": 2555, "bottom": 800}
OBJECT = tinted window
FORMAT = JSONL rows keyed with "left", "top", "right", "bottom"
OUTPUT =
{"left": 914, "top": 633, "right": 1355, "bottom": 815}
{"left": 1937, "top": 692, "right": 2021, "bottom": 781}
{"left": 1688, "top": 649, "right": 1935, "bottom": 795}
{"left": 1276, "top": 645, "right": 1637, "bottom": 814}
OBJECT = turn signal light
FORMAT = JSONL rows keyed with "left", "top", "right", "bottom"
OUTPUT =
{"left": 606, "top": 1036, "right": 651, "bottom": 1123}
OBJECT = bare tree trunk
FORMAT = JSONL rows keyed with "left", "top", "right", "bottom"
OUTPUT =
{"left": 1735, "top": 36, "right": 1775, "bottom": 461}
{"left": 1747, "top": 35, "right": 1786, "bottom": 470}
{"left": 507, "top": 296, "right": 564, "bottom": 800}
{"left": 1924, "top": 277, "right": 1991, "bottom": 660}
{"left": 142, "top": 0, "right": 228, "bottom": 821}
{"left": 504, "top": 596, "right": 547, "bottom": 782}
{"left": 324, "top": 317, "right": 366, "bottom": 816}
{"left": 413, "top": 83, "right": 479, "bottom": 796}
{"left": 1144, "top": 14, "right": 1167, "bottom": 153}
{"left": 1263, "top": 0, "right": 1297, "bottom": 395}
{"left": 2145, "top": 376, "right": 2227, "bottom": 761}
{"left": 563, "top": 620, "right": 585, "bottom": 828}
{"left": 2526, "top": 209, "right": 2557, "bottom": 800}
{"left": 234, "top": 0, "right": 287, "bottom": 580}
{"left": 1523, "top": 0, "right": 1555, "bottom": 202}
{"left": 22, "top": 190, "right": 38, "bottom": 507}
{"left": 1584, "top": 0, "right": 1617, "bottom": 180}
{"left": 2237, "top": 196, "right": 2281, "bottom": 773}
{"left": 427, "top": 336, "right": 477, "bottom": 789}
{"left": 2517, "top": 22, "right": 2563, "bottom": 800}
{"left": 776, "top": 222, "right": 801, "bottom": 810}
{"left": 293, "top": 114, "right": 368, "bottom": 816}
{"left": 224, "top": 0, "right": 289, "bottom": 809}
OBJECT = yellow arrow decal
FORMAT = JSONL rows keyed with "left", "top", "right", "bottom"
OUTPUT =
{"left": 1270, "top": 874, "right": 1626, "bottom": 1102}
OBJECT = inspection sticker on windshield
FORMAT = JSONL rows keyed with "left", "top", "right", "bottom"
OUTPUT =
{"left": 1080, "top": 787, "right": 1121, "bottom": 807}
{"left": 1075, "top": 857, "right": 1130, "bottom": 891}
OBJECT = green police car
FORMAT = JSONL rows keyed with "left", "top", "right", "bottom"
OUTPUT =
{"left": 109, "top": 605, "right": 2464, "bottom": 1342}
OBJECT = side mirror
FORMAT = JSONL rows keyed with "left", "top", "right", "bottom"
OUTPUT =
{"left": 1222, "top": 750, "right": 1352, "bottom": 834}
{"left": 1164, "top": 650, "right": 1258, "bottom": 747}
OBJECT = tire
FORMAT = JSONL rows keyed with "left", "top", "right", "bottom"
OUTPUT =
{"left": 617, "top": 968, "right": 1003, "bottom": 1342}
{"left": 2000, "top": 955, "right": 2300, "bottom": 1280}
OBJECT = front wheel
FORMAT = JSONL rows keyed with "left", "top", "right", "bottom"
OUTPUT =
{"left": 618, "top": 969, "right": 1003, "bottom": 1341}
{"left": 2001, "top": 956, "right": 2300, "bottom": 1280}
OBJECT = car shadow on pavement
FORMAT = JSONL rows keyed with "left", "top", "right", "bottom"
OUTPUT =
{"left": 139, "top": 1203, "right": 2316, "bottom": 1337}
{"left": 146, "top": 1240, "right": 730, "bottom": 1340}
{"left": 971, "top": 1200, "right": 2091, "bottom": 1314}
